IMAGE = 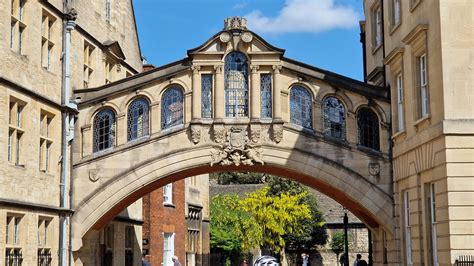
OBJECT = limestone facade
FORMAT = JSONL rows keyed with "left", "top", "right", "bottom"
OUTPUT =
{"left": 0, "top": 0, "right": 142, "bottom": 265}
{"left": 71, "top": 17, "right": 393, "bottom": 264}
{"left": 362, "top": 0, "right": 474, "bottom": 265}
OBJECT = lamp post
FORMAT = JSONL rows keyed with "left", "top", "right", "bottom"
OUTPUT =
{"left": 343, "top": 208, "right": 349, "bottom": 266}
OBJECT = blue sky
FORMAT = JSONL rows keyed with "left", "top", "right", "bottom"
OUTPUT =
{"left": 134, "top": 0, "right": 365, "bottom": 81}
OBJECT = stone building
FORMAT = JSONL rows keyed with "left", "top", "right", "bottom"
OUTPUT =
{"left": 0, "top": 0, "right": 142, "bottom": 265}
{"left": 361, "top": 0, "right": 473, "bottom": 265}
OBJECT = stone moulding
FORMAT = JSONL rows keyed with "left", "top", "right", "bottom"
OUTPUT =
{"left": 210, "top": 127, "right": 264, "bottom": 166}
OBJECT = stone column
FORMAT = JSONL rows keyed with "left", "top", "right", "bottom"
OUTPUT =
{"left": 214, "top": 65, "right": 224, "bottom": 120}
{"left": 272, "top": 65, "right": 283, "bottom": 120}
{"left": 250, "top": 65, "right": 260, "bottom": 121}
{"left": 191, "top": 65, "right": 201, "bottom": 121}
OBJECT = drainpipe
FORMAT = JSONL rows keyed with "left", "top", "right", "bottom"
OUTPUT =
{"left": 59, "top": 3, "right": 77, "bottom": 266}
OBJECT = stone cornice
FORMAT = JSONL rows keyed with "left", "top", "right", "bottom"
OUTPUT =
{"left": 402, "top": 24, "right": 429, "bottom": 45}
{"left": 384, "top": 47, "right": 405, "bottom": 65}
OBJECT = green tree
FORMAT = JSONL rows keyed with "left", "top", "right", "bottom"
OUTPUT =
{"left": 266, "top": 176, "right": 328, "bottom": 250}
{"left": 239, "top": 186, "right": 311, "bottom": 252}
{"left": 210, "top": 172, "right": 264, "bottom": 184}
{"left": 210, "top": 194, "right": 261, "bottom": 253}
{"left": 330, "top": 231, "right": 353, "bottom": 264}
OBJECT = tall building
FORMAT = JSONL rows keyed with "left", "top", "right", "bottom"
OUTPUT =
{"left": 0, "top": 0, "right": 142, "bottom": 265}
{"left": 142, "top": 176, "right": 210, "bottom": 266}
{"left": 361, "top": 0, "right": 473, "bottom": 265}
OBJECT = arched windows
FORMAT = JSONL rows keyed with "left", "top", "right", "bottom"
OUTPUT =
{"left": 224, "top": 51, "right": 248, "bottom": 117}
{"left": 357, "top": 107, "right": 380, "bottom": 150}
{"left": 93, "top": 109, "right": 115, "bottom": 152}
{"left": 323, "top": 97, "right": 346, "bottom": 139}
{"left": 161, "top": 86, "right": 184, "bottom": 129}
{"left": 127, "top": 98, "right": 149, "bottom": 141}
{"left": 290, "top": 86, "right": 313, "bottom": 129}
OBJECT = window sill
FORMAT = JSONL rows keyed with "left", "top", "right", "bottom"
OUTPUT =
{"left": 372, "top": 43, "right": 383, "bottom": 55}
{"left": 413, "top": 115, "right": 431, "bottom": 131}
{"left": 9, "top": 163, "right": 25, "bottom": 169}
{"left": 391, "top": 130, "right": 406, "bottom": 140}
{"left": 357, "top": 145, "right": 383, "bottom": 157}
{"left": 389, "top": 22, "right": 402, "bottom": 36}
{"left": 163, "top": 203, "right": 175, "bottom": 208}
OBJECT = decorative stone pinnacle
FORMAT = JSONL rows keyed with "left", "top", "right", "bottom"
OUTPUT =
{"left": 224, "top": 17, "right": 247, "bottom": 30}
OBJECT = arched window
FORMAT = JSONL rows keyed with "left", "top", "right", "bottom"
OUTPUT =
{"left": 93, "top": 108, "right": 115, "bottom": 152}
{"left": 357, "top": 107, "right": 380, "bottom": 150}
{"left": 127, "top": 98, "right": 149, "bottom": 141}
{"left": 224, "top": 51, "right": 248, "bottom": 117}
{"left": 161, "top": 86, "right": 183, "bottom": 129}
{"left": 323, "top": 97, "right": 346, "bottom": 139}
{"left": 290, "top": 86, "right": 313, "bottom": 129}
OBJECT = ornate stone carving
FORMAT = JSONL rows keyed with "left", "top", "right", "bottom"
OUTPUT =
{"left": 219, "top": 32, "right": 231, "bottom": 43}
{"left": 190, "top": 125, "right": 201, "bottom": 144}
{"left": 213, "top": 126, "right": 226, "bottom": 144}
{"left": 210, "top": 127, "right": 264, "bottom": 166}
{"left": 241, "top": 31, "right": 253, "bottom": 43}
{"left": 89, "top": 170, "right": 100, "bottom": 182}
{"left": 250, "top": 127, "right": 261, "bottom": 144}
{"left": 368, "top": 162, "right": 380, "bottom": 176}
{"left": 224, "top": 17, "right": 247, "bottom": 30}
{"left": 272, "top": 124, "right": 283, "bottom": 143}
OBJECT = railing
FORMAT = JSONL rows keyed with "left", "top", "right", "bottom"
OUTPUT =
{"left": 455, "top": 255, "right": 474, "bottom": 265}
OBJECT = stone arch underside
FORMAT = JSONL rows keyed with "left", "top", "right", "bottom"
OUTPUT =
{"left": 71, "top": 129, "right": 394, "bottom": 251}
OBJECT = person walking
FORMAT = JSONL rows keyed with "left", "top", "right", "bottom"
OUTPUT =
{"left": 353, "top": 254, "right": 361, "bottom": 266}
{"left": 301, "top": 253, "right": 309, "bottom": 266}
{"left": 172, "top": 255, "right": 181, "bottom": 266}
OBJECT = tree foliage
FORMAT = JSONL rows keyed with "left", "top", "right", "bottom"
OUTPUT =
{"left": 239, "top": 186, "right": 311, "bottom": 252}
{"left": 266, "top": 176, "right": 328, "bottom": 249}
{"left": 210, "top": 172, "right": 264, "bottom": 185}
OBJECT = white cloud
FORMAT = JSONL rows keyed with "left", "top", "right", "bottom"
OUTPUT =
{"left": 245, "top": 0, "right": 359, "bottom": 34}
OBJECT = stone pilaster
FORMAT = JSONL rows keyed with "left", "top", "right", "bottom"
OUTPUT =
{"left": 250, "top": 65, "right": 260, "bottom": 121}
{"left": 191, "top": 65, "right": 201, "bottom": 121}
{"left": 214, "top": 65, "right": 224, "bottom": 120}
{"left": 272, "top": 65, "right": 282, "bottom": 121}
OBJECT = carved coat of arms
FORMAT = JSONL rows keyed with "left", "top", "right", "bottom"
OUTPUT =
{"left": 210, "top": 127, "right": 264, "bottom": 166}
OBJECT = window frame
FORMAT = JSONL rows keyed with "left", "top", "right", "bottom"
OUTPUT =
{"left": 371, "top": 2, "right": 383, "bottom": 50}
{"left": 418, "top": 53, "right": 429, "bottom": 117}
{"left": 260, "top": 73, "right": 272, "bottom": 119}
{"left": 161, "top": 86, "right": 184, "bottom": 130}
{"left": 224, "top": 51, "right": 249, "bottom": 118}
{"left": 290, "top": 85, "right": 313, "bottom": 129}
{"left": 403, "top": 191, "right": 413, "bottom": 265}
{"left": 396, "top": 73, "right": 405, "bottom": 131}
{"left": 390, "top": 0, "right": 401, "bottom": 30}
{"left": 357, "top": 107, "right": 380, "bottom": 151}
{"left": 163, "top": 183, "right": 173, "bottom": 205}
{"left": 92, "top": 108, "right": 116, "bottom": 153}
{"left": 322, "top": 96, "right": 346, "bottom": 140}
{"left": 163, "top": 232, "right": 175, "bottom": 266}
{"left": 127, "top": 97, "right": 150, "bottom": 141}
{"left": 201, "top": 74, "right": 213, "bottom": 119}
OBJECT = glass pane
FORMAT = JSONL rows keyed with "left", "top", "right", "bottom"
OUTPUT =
{"left": 93, "top": 109, "right": 115, "bottom": 152}
{"left": 224, "top": 52, "right": 248, "bottom": 117}
{"left": 260, "top": 74, "right": 272, "bottom": 118}
{"left": 357, "top": 107, "right": 380, "bottom": 150}
{"left": 201, "top": 74, "right": 213, "bottom": 118}
{"left": 161, "top": 87, "right": 183, "bottom": 129}
{"left": 290, "top": 86, "right": 312, "bottom": 129}
{"left": 127, "top": 98, "right": 149, "bottom": 141}
{"left": 323, "top": 97, "right": 346, "bottom": 139}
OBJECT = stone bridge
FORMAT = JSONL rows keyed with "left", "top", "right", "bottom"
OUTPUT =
{"left": 71, "top": 17, "right": 394, "bottom": 261}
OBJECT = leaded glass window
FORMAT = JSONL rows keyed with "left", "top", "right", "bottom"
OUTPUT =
{"left": 93, "top": 109, "right": 115, "bottom": 152}
{"left": 357, "top": 107, "right": 380, "bottom": 150}
{"left": 127, "top": 98, "right": 149, "bottom": 141}
{"left": 161, "top": 87, "right": 183, "bottom": 129}
{"left": 224, "top": 51, "right": 248, "bottom": 117}
{"left": 201, "top": 74, "right": 213, "bottom": 118}
{"left": 260, "top": 74, "right": 272, "bottom": 118}
{"left": 323, "top": 97, "right": 346, "bottom": 139}
{"left": 290, "top": 86, "right": 312, "bottom": 129}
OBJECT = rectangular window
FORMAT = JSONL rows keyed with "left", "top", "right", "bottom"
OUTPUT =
{"left": 6, "top": 214, "right": 22, "bottom": 245}
{"left": 40, "top": 112, "right": 53, "bottom": 172}
{"left": 418, "top": 54, "right": 429, "bottom": 117}
{"left": 260, "top": 74, "right": 272, "bottom": 118}
{"left": 83, "top": 41, "right": 94, "bottom": 88}
{"left": 163, "top": 183, "right": 173, "bottom": 205}
{"left": 391, "top": 0, "right": 401, "bottom": 27}
{"left": 125, "top": 226, "right": 134, "bottom": 266}
{"left": 404, "top": 191, "right": 413, "bottom": 265}
{"left": 429, "top": 183, "right": 438, "bottom": 265}
{"left": 105, "top": 58, "right": 114, "bottom": 84}
{"left": 372, "top": 4, "right": 383, "bottom": 47}
{"left": 396, "top": 74, "right": 404, "bottom": 131}
{"left": 201, "top": 74, "right": 213, "bottom": 118}
{"left": 41, "top": 11, "right": 56, "bottom": 70}
{"left": 10, "top": 0, "right": 27, "bottom": 54}
{"left": 9, "top": 100, "right": 25, "bottom": 166}
{"left": 37, "top": 218, "right": 50, "bottom": 246}
{"left": 100, "top": 225, "right": 114, "bottom": 266}
{"left": 8, "top": 129, "right": 14, "bottom": 162}
{"left": 163, "top": 232, "right": 175, "bottom": 266}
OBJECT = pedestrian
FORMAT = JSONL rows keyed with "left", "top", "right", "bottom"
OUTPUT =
{"left": 357, "top": 259, "right": 368, "bottom": 266}
{"left": 353, "top": 254, "right": 361, "bottom": 266}
{"left": 142, "top": 255, "right": 151, "bottom": 266}
{"left": 301, "top": 253, "right": 309, "bottom": 266}
{"left": 339, "top": 254, "right": 346, "bottom": 266}
{"left": 172, "top": 255, "right": 181, "bottom": 266}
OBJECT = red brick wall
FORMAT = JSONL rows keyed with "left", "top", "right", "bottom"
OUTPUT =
{"left": 142, "top": 180, "right": 186, "bottom": 265}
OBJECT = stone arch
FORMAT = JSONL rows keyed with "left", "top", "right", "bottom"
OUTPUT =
{"left": 86, "top": 102, "right": 120, "bottom": 127}
{"left": 71, "top": 134, "right": 394, "bottom": 251}
{"left": 354, "top": 101, "right": 388, "bottom": 125}
{"left": 318, "top": 90, "right": 354, "bottom": 113}
{"left": 119, "top": 90, "right": 154, "bottom": 111}
{"left": 286, "top": 81, "right": 320, "bottom": 101}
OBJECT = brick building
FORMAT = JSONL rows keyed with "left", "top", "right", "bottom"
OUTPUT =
{"left": 143, "top": 174, "right": 210, "bottom": 266}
